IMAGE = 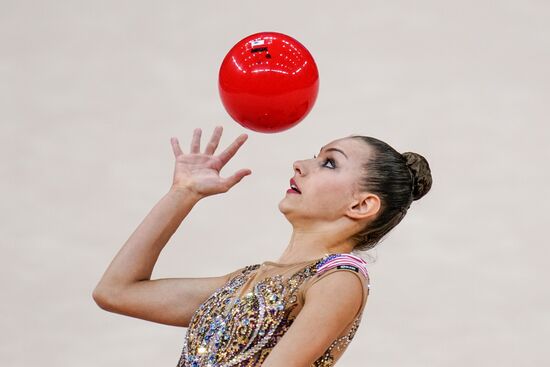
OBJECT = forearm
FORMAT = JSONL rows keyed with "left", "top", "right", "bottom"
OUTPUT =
{"left": 94, "top": 187, "right": 202, "bottom": 292}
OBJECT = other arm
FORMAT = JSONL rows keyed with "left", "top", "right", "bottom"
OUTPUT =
{"left": 261, "top": 271, "right": 365, "bottom": 367}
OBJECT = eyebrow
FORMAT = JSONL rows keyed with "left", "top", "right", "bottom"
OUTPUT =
{"left": 320, "top": 146, "right": 348, "bottom": 159}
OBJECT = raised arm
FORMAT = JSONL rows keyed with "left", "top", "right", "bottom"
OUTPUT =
{"left": 92, "top": 126, "right": 251, "bottom": 327}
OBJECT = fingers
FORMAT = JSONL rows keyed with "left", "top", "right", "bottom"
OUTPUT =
{"left": 222, "top": 168, "right": 252, "bottom": 190}
{"left": 204, "top": 126, "right": 223, "bottom": 155}
{"left": 170, "top": 137, "right": 183, "bottom": 157}
{"left": 190, "top": 128, "right": 202, "bottom": 153}
{"left": 176, "top": 127, "right": 246, "bottom": 161}
{"left": 217, "top": 133, "right": 248, "bottom": 167}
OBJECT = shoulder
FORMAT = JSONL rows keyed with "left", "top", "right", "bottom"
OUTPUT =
{"left": 262, "top": 256, "right": 369, "bottom": 366}
{"left": 312, "top": 253, "right": 370, "bottom": 290}
{"left": 225, "top": 263, "right": 261, "bottom": 283}
{"left": 316, "top": 253, "right": 369, "bottom": 279}
{"left": 300, "top": 253, "right": 370, "bottom": 313}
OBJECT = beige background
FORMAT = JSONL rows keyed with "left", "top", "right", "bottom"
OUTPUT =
{"left": 2, "top": 1, "right": 549, "bottom": 366}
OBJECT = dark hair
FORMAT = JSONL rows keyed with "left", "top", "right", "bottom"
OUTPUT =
{"left": 348, "top": 135, "right": 433, "bottom": 252}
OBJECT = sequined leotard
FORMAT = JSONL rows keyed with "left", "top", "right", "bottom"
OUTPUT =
{"left": 177, "top": 253, "right": 370, "bottom": 367}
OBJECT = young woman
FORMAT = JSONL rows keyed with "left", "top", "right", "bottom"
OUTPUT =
{"left": 92, "top": 126, "right": 432, "bottom": 367}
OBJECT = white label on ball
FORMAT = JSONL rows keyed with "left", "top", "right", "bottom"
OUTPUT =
{"left": 250, "top": 39, "right": 265, "bottom": 47}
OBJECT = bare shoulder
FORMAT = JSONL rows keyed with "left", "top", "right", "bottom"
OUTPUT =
{"left": 302, "top": 253, "right": 370, "bottom": 312}
{"left": 304, "top": 269, "right": 365, "bottom": 314}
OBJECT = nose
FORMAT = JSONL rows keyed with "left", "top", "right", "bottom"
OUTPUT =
{"left": 293, "top": 160, "right": 304, "bottom": 175}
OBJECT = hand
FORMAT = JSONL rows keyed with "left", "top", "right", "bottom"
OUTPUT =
{"left": 169, "top": 126, "right": 251, "bottom": 199}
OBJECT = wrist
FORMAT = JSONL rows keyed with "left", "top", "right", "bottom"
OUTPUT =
{"left": 168, "top": 185, "right": 204, "bottom": 202}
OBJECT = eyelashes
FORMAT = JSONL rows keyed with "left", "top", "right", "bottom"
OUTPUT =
{"left": 313, "top": 155, "right": 336, "bottom": 169}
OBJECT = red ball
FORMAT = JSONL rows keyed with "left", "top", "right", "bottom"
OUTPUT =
{"left": 219, "top": 32, "right": 319, "bottom": 133}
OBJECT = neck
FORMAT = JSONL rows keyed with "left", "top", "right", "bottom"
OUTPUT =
{"left": 276, "top": 224, "right": 356, "bottom": 264}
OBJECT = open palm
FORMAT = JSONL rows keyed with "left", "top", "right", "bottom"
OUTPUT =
{"left": 170, "top": 126, "right": 251, "bottom": 199}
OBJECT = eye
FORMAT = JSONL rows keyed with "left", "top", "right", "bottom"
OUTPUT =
{"left": 313, "top": 155, "right": 336, "bottom": 169}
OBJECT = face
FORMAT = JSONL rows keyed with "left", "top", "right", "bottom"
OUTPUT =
{"left": 278, "top": 137, "right": 372, "bottom": 224}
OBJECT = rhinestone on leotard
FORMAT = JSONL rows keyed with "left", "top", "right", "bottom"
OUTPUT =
{"left": 177, "top": 254, "right": 370, "bottom": 367}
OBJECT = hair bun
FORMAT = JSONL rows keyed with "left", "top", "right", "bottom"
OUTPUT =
{"left": 401, "top": 152, "right": 433, "bottom": 201}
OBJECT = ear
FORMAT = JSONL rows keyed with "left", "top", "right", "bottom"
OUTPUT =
{"left": 346, "top": 192, "right": 381, "bottom": 221}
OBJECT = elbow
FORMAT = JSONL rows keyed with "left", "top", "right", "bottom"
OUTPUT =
{"left": 92, "top": 286, "right": 116, "bottom": 311}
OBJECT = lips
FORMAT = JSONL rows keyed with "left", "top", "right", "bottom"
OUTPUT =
{"left": 289, "top": 178, "right": 301, "bottom": 194}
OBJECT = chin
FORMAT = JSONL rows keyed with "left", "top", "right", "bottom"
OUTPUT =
{"left": 278, "top": 199, "right": 305, "bottom": 225}
{"left": 277, "top": 199, "right": 287, "bottom": 213}
{"left": 277, "top": 198, "right": 294, "bottom": 216}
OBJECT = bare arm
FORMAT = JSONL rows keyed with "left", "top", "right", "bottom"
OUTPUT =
{"left": 261, "top": 271, "right": 364, "bottom": 367}
{"left": 92, "top": 126, "right": 251, "bottom": 327}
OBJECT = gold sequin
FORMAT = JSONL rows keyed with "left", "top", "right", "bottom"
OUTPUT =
{"left": 177, "top": 257, "right": 368, "bottom": 367}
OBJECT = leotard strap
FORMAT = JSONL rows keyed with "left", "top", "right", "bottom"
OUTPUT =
{"left": 316, "top": 253, "right": 369, "bottom": 279}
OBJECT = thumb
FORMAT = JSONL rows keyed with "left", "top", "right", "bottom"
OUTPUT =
{"left": 222, "top": 169, "right": 252, "bottom": 190}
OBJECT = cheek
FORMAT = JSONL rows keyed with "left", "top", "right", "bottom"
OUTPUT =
{"left": 308, "top": 177, "right": 355, "bottom": 206}
{"left": 321, "top": 174, "right": 356, "bottom": 193}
